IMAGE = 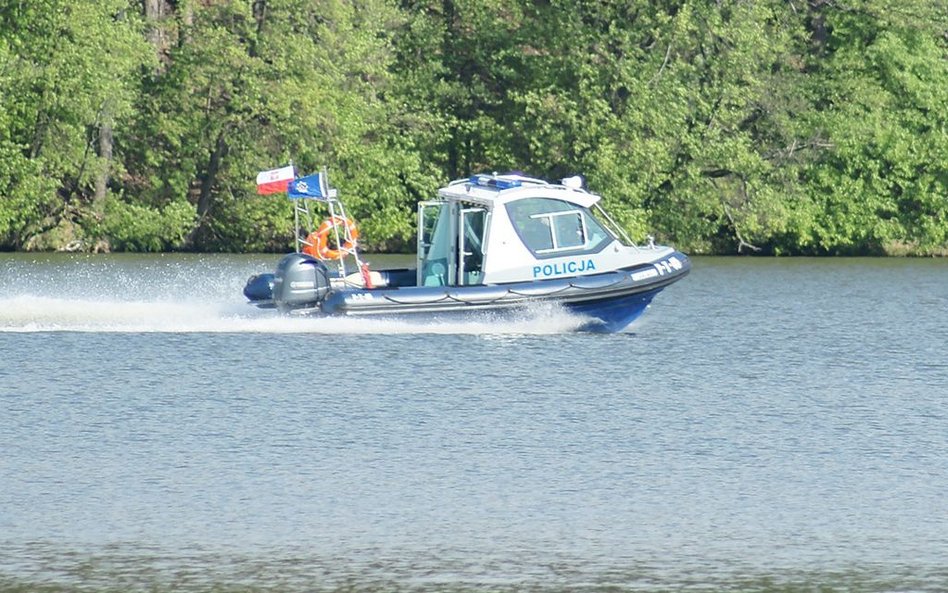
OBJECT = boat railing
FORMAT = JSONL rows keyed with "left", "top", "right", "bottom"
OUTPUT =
{"left": 292, "top": 185, "right": 365, "bottom": 281}
{"left": 592, "top": 203, "right": 643, "bottom": 249}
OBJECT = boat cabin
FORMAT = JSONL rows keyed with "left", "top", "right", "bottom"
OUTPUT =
{"left": 417, "top": 173, "right": 639, "bottom": 286}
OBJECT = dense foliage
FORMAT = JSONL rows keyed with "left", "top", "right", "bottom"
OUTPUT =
{"left": 1, "top": 0, "right": 945, "bottom": 254}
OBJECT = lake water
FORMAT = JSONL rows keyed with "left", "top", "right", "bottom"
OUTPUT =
{"left": 1, "top": 253, "right": 946, "bottom": 592}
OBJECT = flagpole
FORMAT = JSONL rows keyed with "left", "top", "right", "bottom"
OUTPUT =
{"left": 291, "top": 161, "right": 299, "bottom": 253}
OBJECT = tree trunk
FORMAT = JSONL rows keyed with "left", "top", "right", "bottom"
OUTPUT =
{"left": 248, "top": 0, "right": 267, "bottom": 57}
{"left": 143, "top": 0, "right": 173, "bottom": 67}
{"left": 93, "top": 118, "right": 113, "bottom": 215}
{"left": 253, "top": 0, "right": 267, "bottom": 34}
{"left": 178, "top": 0, "right": 193, "bottom": 24}
{"left": 198, "top": 132, "right": 227, "bottom": 218}
{"left": 143, "top": 0, "right": 163, "bottom": 46}
{"left": 184, "top": 132, "right": 228, "bottom": 249}
{"left": 807, "top": 0, "right": 829, "bottom": 53}
{"left": 178, "top": 0, "right": 193, "bottom": 46}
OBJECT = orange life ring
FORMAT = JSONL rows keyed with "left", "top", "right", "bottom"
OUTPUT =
{"left": 301, "top": 234, "right": 321, "bottom": 257}
{"left": 302, "top": 216, "right": 359, "bottom": 260}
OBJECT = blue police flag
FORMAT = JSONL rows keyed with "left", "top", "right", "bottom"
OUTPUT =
{"left": 287, "top": 173, "right": 329, "bottom": 200}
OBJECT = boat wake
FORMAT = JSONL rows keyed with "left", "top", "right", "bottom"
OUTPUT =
{"left": 0, "top": 295, "right": 588, "bottom": 334}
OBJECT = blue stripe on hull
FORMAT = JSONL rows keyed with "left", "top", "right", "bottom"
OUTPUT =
{"left": 566, "top": 287, "right": 664, "bottom": 333}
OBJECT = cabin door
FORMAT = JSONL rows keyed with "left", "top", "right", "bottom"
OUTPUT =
{"left": 418, "top": 201, "right": 487, "bottom": 287}
{"left": 457, "top": 207, "right": 487, "bottom": 285}
{"left": 417, "top": 201, "right": 451, "bottom": 286}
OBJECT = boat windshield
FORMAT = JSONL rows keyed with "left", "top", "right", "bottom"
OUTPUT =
{"left": 506, "top": 198, "right": 612, "bottom": 257}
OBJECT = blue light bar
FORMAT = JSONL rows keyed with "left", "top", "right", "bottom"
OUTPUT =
{"left": 469, "top": 174, "right": 522, "bottom": 190}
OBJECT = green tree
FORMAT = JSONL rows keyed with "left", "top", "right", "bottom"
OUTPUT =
{"left": 800, "top": 0, "right": 948, "bottom": 254}
{"left": 505, "top": 1, "right": 811, "bottom": 251}
{"left": 0, "top": 0, "right": 152, "bottom": 250}
{"left": 2, "top": 0, "right": 945, "bottom": 255}
{"left": 124, "top": 0, "right": 428, "bottom": 252}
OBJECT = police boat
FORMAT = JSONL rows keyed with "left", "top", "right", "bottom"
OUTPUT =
{"left": 243, "top": 170, "right": 690, "bottom": 332}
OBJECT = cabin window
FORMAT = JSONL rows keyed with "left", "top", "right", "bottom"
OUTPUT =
{"left": 506, "top": 198, "right": 612, "bottom": 256}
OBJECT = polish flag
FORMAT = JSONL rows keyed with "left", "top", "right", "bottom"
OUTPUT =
{"left": 256, "top": 165, "right": 295, "bottom": 195}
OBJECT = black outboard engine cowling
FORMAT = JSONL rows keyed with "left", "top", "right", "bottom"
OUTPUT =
{"left": 271, "top": 253, "right": 332, "bottom": 312}
{"left": 243, "top": 273, "right": 276, "bottom": 306}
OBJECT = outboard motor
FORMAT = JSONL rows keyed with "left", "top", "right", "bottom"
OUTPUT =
{"left": 243, "top": 273, "right": 276, "bottom": 306}
{"left": 271, "top": 253, "right": 332, "bottom": 312}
